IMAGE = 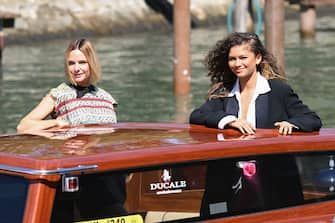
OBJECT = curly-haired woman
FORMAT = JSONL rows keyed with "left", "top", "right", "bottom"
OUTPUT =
{"left": 190, "top": 32, "right": 321, "bottom": 135}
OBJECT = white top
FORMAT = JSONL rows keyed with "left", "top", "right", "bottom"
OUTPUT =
{"left": 218, "top": 73, "right": 271, "bottom": 129}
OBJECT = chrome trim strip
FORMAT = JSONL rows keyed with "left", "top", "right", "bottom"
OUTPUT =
{"left": 0, "top": 164, "right": 98, "bottom": 175}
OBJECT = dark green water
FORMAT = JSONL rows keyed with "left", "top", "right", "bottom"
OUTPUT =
{"left": 1, "top": 19, "right": 335, "bottom": 134}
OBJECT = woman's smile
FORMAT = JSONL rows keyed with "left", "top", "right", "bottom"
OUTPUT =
{"left": 228, "top": 44, "right": 260, "bottom": 80}
{"left": 68, "top": 49, "right": 91, "bottom": 86}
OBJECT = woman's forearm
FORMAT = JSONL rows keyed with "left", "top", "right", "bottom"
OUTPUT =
{"left": 17, "top": 119, "right": 66, "bottom": 133}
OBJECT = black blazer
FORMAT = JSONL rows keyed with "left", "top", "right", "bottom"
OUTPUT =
{"left": 190, "top": 79, "right": 322, "bottom": 132}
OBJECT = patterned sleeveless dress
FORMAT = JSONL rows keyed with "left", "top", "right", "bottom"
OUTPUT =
{"left": 50, "top": 83, "right": 117, "bottom": 125}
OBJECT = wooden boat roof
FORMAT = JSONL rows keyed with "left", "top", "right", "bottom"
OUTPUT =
{"left": 1, "top": 122, "right": 335, "bottom": 178}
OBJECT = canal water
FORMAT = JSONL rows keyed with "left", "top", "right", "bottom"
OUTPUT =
{"left": 1, "top": 18, "right": 335, "bottom": 134}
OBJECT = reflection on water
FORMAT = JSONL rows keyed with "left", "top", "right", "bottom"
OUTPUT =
{"left": 1, "top": 17, "right": 335, "bottom": 133}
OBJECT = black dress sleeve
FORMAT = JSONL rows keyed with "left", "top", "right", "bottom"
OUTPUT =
{"left": 271, "top": 80, "right": 322, "bottom": 132}
{"left": 189, "top": 98, "right": 232, "bottom": 128}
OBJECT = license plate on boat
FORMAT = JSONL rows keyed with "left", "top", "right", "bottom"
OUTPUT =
{"left": 76, "top": 214, "right": 143, "bottom": 223}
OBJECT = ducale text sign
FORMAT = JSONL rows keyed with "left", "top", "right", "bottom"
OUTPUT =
{"left": 149, "top": 169, "right": 187, "bottom": 195}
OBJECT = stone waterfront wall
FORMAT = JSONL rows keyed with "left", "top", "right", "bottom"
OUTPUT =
{"left": 0, "top": 0, "right": 239, "bottom": 42}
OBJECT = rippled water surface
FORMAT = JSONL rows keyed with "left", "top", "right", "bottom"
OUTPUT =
{"left": 1, "top": 16, "right": 335, "bottom": 133}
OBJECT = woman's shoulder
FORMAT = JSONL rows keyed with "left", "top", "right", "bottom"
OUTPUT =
{"left": 268, "top": 79, "right": 291, "bottom": 91}
{"left": 49, "top": 83, "right": 73, "bottom": 97}
{"left": 95, "top": 87, "right": 118, "bottom": 105}
{"left": 51, "top": 82, "right": 72, "bottom": 90}
{"left": 268, "top": 79, "right": 296, "bottom": 101}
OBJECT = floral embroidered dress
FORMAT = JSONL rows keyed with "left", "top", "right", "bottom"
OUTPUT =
{"left": 50, "top": 83, "right": 117, "bottom": 125}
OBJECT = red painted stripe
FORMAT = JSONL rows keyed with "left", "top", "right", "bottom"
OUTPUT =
{"left": 55, "top": 98, "right": 114, "bottom": 113}
{"left": 57, "top": 105, "right": 114, "bottom": 118}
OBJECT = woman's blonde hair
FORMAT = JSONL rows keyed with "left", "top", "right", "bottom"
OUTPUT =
{"left": 64, "top": 38, "right": 101, "bottom": 85}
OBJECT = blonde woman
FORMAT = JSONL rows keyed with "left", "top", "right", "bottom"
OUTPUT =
{"left": 17, "top": 38, "right": 117, "bottom": 133}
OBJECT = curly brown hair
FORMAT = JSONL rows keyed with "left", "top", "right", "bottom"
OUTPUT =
{"left": 205, "top": 32, "right": 285, "bottom": 99}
